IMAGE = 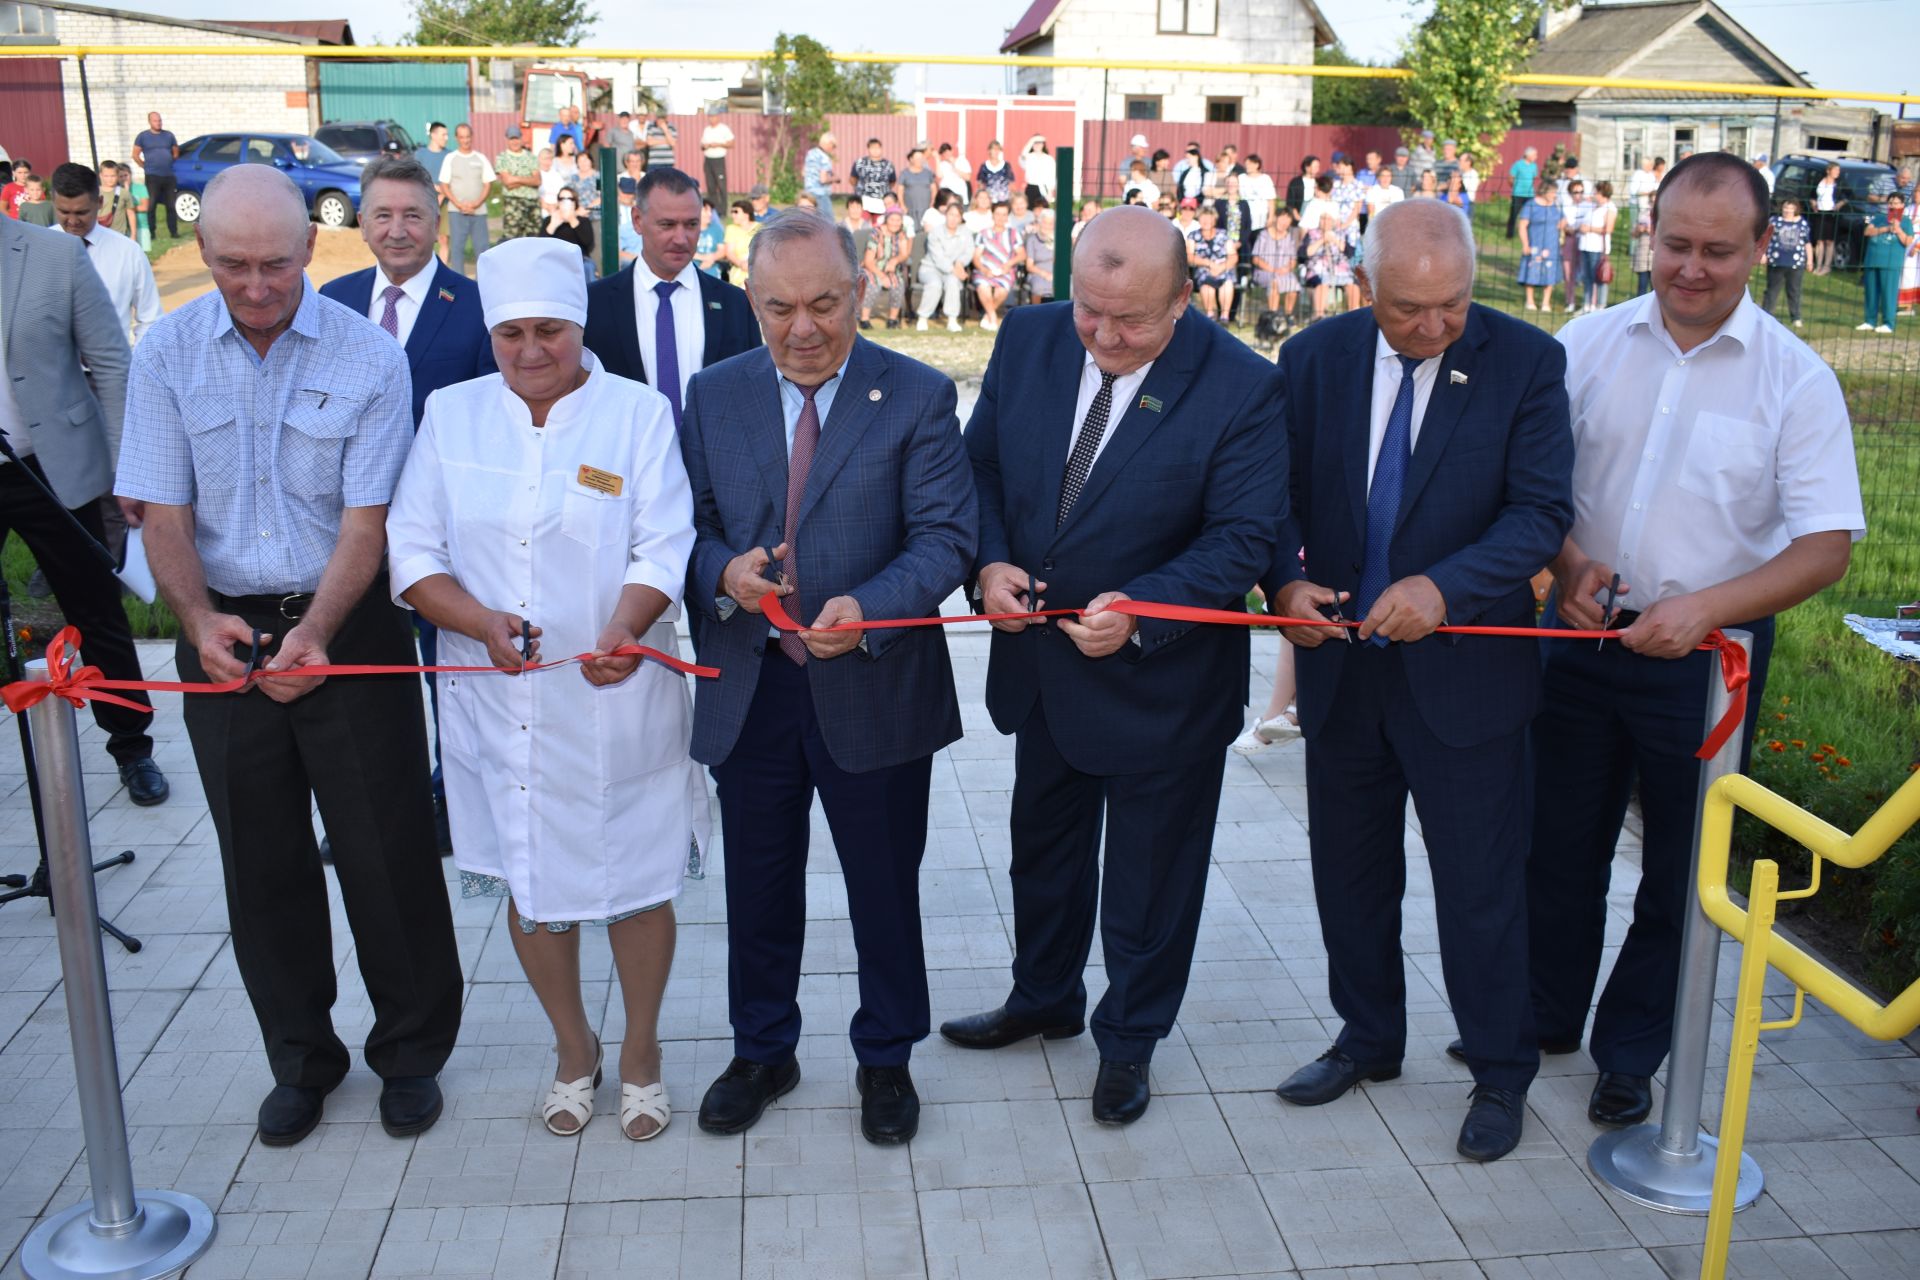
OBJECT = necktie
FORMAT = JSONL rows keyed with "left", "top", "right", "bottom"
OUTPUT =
{"left": 1057, "top": 369, "right": 1119, "bottom": 526}
{"left": 378, "top": 284, "right": 406, "bottom": 339}
{"left": 778, "top": 381, "right": 825, "bottom": 665}
{"left": 1357, "top": 354, "right": 1424, "bottom": 646}
{"left": 652, "top": 279, "right": 683, "bottom": 427}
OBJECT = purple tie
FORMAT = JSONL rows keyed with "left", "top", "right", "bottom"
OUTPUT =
{"left": 779, "top": 382, "right": 824, "bottom": 665}
{"left": 653, "top": 279, "right": 683, "bottom": 426}
{"left": 378, "top": 284, "right": 406, "bottom": 339}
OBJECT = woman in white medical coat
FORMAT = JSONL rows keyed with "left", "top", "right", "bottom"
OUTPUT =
{"left": 387, "top": 237, "right": 704, "bottom": 1141}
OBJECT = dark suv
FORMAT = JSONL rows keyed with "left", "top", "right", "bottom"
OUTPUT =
{"left": 1770, "top": 154, "right": 1896, "bottom": 268}
{"left": 314, "top": 120, "right": 416, "bottom": 165}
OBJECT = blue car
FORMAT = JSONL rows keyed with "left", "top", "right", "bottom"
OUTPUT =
{"left": 168, "top": 132, "right": 365, "bottom": 229}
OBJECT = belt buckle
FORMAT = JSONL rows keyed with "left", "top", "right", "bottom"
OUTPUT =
{"left": 278, "top": 593, "right": 308, "bottom": 620}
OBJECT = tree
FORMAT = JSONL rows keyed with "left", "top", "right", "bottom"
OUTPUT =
{"left": 1399, "top": 0, "right": 1537, "bottom": 158}
{"left": 409, "top": 0, "right": 598, "bottom": 48}
{"left": 757, "top": 33, "right": 899, "bottom": 202}
{"left": 1312, "top": 43, "right": 1408, "bottom": 127}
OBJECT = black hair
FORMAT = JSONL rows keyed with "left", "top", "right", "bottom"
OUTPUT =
{"left": 50, "top": 162, "right": 102, "bottom": 201}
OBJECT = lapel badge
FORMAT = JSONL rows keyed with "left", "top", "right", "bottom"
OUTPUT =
{"left": 1449, "top": 370, "right": 1469, "bottom": 385}
{"left": 1139, "top": 394, "right": 1163, "bottom": 413}
{"left": 868, "top": 388, "right": 883, "bottom": 402}
{"left": 437, "top": 287, "right": 455, "bottom": 303}
{"left": 708, "top": 300, "right": 723, "bottom": 310}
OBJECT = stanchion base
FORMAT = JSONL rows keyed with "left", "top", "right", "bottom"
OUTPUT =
{"left": 19, "top": 1190, "right": 216, "bottom": 1279}
{"left": 1589, "top": 1126, "right": 1763, "bottom": 1215}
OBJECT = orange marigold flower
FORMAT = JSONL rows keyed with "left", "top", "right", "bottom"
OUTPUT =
{"left": 1780, "top": 696, "right": 1791, "bottom": 705}
{"left": 1837, "top": 757, "right": 1852, "bottom": 767}
{"left": 1819, "top": 765, "right": 1833, "bottom": 776}
{"left": 1790, "top": 740, "right": 1806, "bottom": 749}
{"left": 1820, "top": 744, "right": 1838, "bottom": 753}
{"left": 1768, "top": 741, "right": 1786, "bottom": 752}
{"left": 1810, "top": 753, "right": 1827, "bottom": 763}
{"left": 1775, "top": 712, "right": 1788, "bottom": 721}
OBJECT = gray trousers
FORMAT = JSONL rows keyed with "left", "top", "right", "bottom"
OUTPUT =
{"left": 917, "top": 264, "right": 964, "bottom": 320}
{"left": 448, "top": 211, "right": 490, "bottom": 271}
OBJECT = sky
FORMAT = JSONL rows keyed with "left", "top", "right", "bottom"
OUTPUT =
{"left": 127, "top": 0, "right": 1920, "bottom": 105}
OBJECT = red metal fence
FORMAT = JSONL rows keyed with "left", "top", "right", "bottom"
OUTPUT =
{"left": 0, "top": 58, "right": 71, "bottom": 172}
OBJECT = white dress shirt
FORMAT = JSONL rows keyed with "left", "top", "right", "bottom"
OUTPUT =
{"left": 364, "top": 261, "right": 435, "bottom": 348}
{"left": 1558, "top": 291, "right": 1864, "bottom": 607}
{"left": 1366, "top": 332, "right": 1441, "bottom": 495}
{"left": 79, "top": 222, "right": 162, "bottom": 344}
{"left": 632, "top": 259, "right": 707, "bottom": 402}
{"left": 1070, "top": 350, "right": 1153, "bottom": 472}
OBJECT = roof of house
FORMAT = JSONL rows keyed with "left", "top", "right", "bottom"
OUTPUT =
{"left": 224, "top": 20, "right": 354, "bottom": 45}
{"left": 1001, "top": 0, "right": 1335, "bottom": 53}
{"left": 1517, "top": 1, "right": 1809, "bottom": 103}
{"left": 35, "top": 2, "right": 345, "bottom": 44}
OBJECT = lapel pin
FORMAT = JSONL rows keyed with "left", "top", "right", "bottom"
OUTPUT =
{"left": 1449, "top": 370, "right": 1469, "bottom": 385}
{"left": 437, "top": 287, "right": 455, "bottom": 303}
{"left": 708, "top": 300, "right": 723, "bottom": 310}
{"left": 868, "top": 389, "right": 882, "bottom": 401}
{"left": 1139, "top": 394, "right": 1163, "bottom": 413}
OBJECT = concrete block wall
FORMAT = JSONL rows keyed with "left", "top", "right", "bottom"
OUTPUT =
{"left": 54, "top": 11, "right": 310, "bottom": 174}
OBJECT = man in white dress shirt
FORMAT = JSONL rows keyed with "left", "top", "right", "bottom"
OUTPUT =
{"left": 1526, "top": 152, "right": 1865, "bottom": 1132}
{"left": 583, "top": 167, "right": 760, "bottom": 427}
{"left": 50, "top": 162, "right": 161, "bottom": 345}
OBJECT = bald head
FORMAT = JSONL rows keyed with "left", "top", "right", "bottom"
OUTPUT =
{"left": 1361, "top": 199, "right": 1475, "bottom": 288}
{"left": 1073, "top": 204, "right": 1189, "bottom": 306}
{"left": 199, "top": 164, "right": 311, "bottom": 249}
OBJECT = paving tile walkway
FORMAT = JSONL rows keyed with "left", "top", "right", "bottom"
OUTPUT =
{"left": 2, "top": 628, "right": 1916, "bottom": 1279}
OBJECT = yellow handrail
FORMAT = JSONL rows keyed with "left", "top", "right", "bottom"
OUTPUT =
{"left": 0, "top": 44, "right": 1916, "bottom": 107}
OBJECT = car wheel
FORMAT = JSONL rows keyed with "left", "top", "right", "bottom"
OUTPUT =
{"left": 315, "top": 191, "right": 354, "bottom": 229}
{"left": 174, "top": 190, "right": 200, "bottom": 223}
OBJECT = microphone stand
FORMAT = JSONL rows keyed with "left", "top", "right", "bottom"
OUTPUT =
{"left": 0, "top": 438, "right": 143, "bottom": 952}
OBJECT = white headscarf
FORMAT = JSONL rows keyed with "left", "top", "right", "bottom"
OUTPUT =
{"left": 477, "top": 237, "right": 588, "bottom": 331}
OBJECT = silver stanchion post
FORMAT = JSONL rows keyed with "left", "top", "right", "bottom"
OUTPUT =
{"left": 1589, "top": 629, "right": 1764, "bottom": 1215}
{"left": 18, "top": 659, "right": 216, "bottom": 1279}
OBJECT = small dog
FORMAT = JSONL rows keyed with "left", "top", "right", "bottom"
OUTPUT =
{"left": 1252, "top": 308, "right": 1294, "bottom": 351}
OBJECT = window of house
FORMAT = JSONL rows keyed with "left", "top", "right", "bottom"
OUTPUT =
{"left": 1206, "top": 98, "right": 1241, "bottom": 124}
{"left": 0, "top": 2, "right": 55, "bottom": 36}
{"left": 1125, "top": 96, "right": 1163, "bottom": 122}
{"left": 1724, "top": 124, "right": 1750, "bottom": 159}
{"left": 1673, "top": 125, "right": 1697, "bottom": 154}
{"left": 1619, "top": 126, "right": 1645, "bottom": 174}
{"left": 1806, "top": 135, "right": 1849, "bottom": 152}
{"left": 1157, "top": 0, "right": 1218, "bottom": 35}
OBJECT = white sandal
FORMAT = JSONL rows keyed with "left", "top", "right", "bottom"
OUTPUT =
{"left": 620, "top": 1069, "right": 671, "bottom": 1142}
{"left": 542, "top": 1038, "right": 602, "bottom": 1136}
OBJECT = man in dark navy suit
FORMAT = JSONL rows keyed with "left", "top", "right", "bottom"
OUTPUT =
{"left": 584, "top": 167, "right": 760, "bottom": 423}
{"left": 1266, "top": 200, "right": 1573, "bottom": 1161}
{"left": 942, "top": 206, "right": 1288, "bottom": 1126}
{"left": 319, "top": 155, "right": 493, "bottom": 851}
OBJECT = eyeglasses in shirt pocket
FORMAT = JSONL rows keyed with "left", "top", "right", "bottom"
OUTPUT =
{"left": 1676, "top": 411, "right": 1776, "bottom": 506}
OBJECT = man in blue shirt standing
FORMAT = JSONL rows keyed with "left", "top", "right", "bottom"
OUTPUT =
{"left": 803, "top": 132, "right": 838, "bottom": 213}
{"left": 1507, "top": 145, "right": 1539, "bottom": 240}
{"left": 547, "top": 105, "right": 585, "bottom": 155}
{"left": 130, "top": 109, "right": 179, "bottom": 238}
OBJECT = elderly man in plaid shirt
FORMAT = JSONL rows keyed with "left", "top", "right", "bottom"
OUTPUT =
{"left": 114, "top": 165, "right": 462, "bottom": 1150}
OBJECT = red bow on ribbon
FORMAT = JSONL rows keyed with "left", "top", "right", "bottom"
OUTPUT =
{"left": 1693, "top": 628, "right": 1751, "bottom": 761}
{"left": 2, "top": 626, "right": 155, "bottom": 715}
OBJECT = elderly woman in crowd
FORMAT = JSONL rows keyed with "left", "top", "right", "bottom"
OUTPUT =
{"left": 386, "top": 237, "right": 704, "bottom": 1143}
{"left": 971, "top": 199, "right": 1023, "bottom": 331}
{"left": 861, "top": 206, "right": 912, "bottom": 330}
{"left": 916, "top": 198, "right": 973, "bottom": 331}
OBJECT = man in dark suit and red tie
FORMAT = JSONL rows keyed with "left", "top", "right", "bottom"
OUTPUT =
{"left": 319, "top": 154, "right": 493, "bottom": 852}
{"left": 943, "top": 205, "right": 1288, "bottom": 1126}
{"left": 676, "top": 214, "right": 976, "bottom": 1147}
{"left": 584, "top": 167, "right": 761, "bottom": 424}
{"left": 1265, "top": 199, "right": 1573, "bottom": 1162}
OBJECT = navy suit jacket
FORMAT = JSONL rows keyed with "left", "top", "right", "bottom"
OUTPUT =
{"left": 678, "top": 338, "right": 977, "bottom": 774}
{"left": 318, "top": 258, "right": 493, "bottom": 425}
{"left": 1266, "top": 304, "right": 1573, "bottom": 749}
{"left": 584, "top": 262, "right": 761, "bottom": 387}
{"left": 966, "top": 304, "right": 1289, "bottom": 777}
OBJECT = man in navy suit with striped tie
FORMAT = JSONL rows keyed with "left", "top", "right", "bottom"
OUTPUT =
{"left": 583, "top": 167, "right": 760, "bottom": 423}
{"left": 1265, "top": 200, "right": 1573, "bottom": 1161}
{"left": 319, "top": 154, "right": 492, "bottom": 851}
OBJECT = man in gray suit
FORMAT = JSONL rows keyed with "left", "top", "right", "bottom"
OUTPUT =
{"left": 0, "top": 214, "right": 168, "bottom": 804}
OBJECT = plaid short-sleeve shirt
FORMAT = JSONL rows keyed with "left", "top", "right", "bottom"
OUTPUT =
{"left": 114, "top": 285, "right": 414, "bottom": 596}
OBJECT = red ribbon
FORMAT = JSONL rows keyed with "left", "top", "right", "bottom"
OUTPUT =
{"left": 1, "top": 624, "right": 718, "bottom": 716}
{"left": 760, "top": 595, "right": 1751, "bottom": 761}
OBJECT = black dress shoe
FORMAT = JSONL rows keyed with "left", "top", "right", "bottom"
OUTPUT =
{"left": 433, "top": 792, "right": 453, "bottom": 856}
{"left": 1445, "top": 1035, "right": 1583, "bottom": 1063}
{"left": 939, "top": 1005, "right": 1085, "bottom": 1050}
{"left": 1457, "top": 1084, "right": 1526, "bottom": 1161}
{"left": 258, "top": 1082, "right": 334, "bottom": 1147}
{"left": 1588, "top": 1071, "right": 1653, "bottom": 1127}
{"left": 856, "top": 1064, "right": 919, "bottom": 1144}
{"left": 1275, "top": 1047, "right": 1401, "bottom": 1106}
{"left": 697, "top": 1055, "right": 800, "bottom": 1134}
{"left": 118, "top": 757, "right": 169, "bottom": 807}
{"left": 1092, "top": 1060, "right": 1150, "bottom": 1126}
{"left": 379, "top": 1075, "right": 444, "bottom": 1137}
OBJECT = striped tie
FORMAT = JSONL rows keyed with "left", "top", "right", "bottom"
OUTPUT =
{"left": 378, "top": 284, "right": 406, "bottom": 339}
{"left": 778, "top": 381, "right": 826, "bottom": 665}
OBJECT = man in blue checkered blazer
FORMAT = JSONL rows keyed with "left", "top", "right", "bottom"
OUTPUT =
{"left": 677, "top": 215, "right": 976, "bottom": 1146}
